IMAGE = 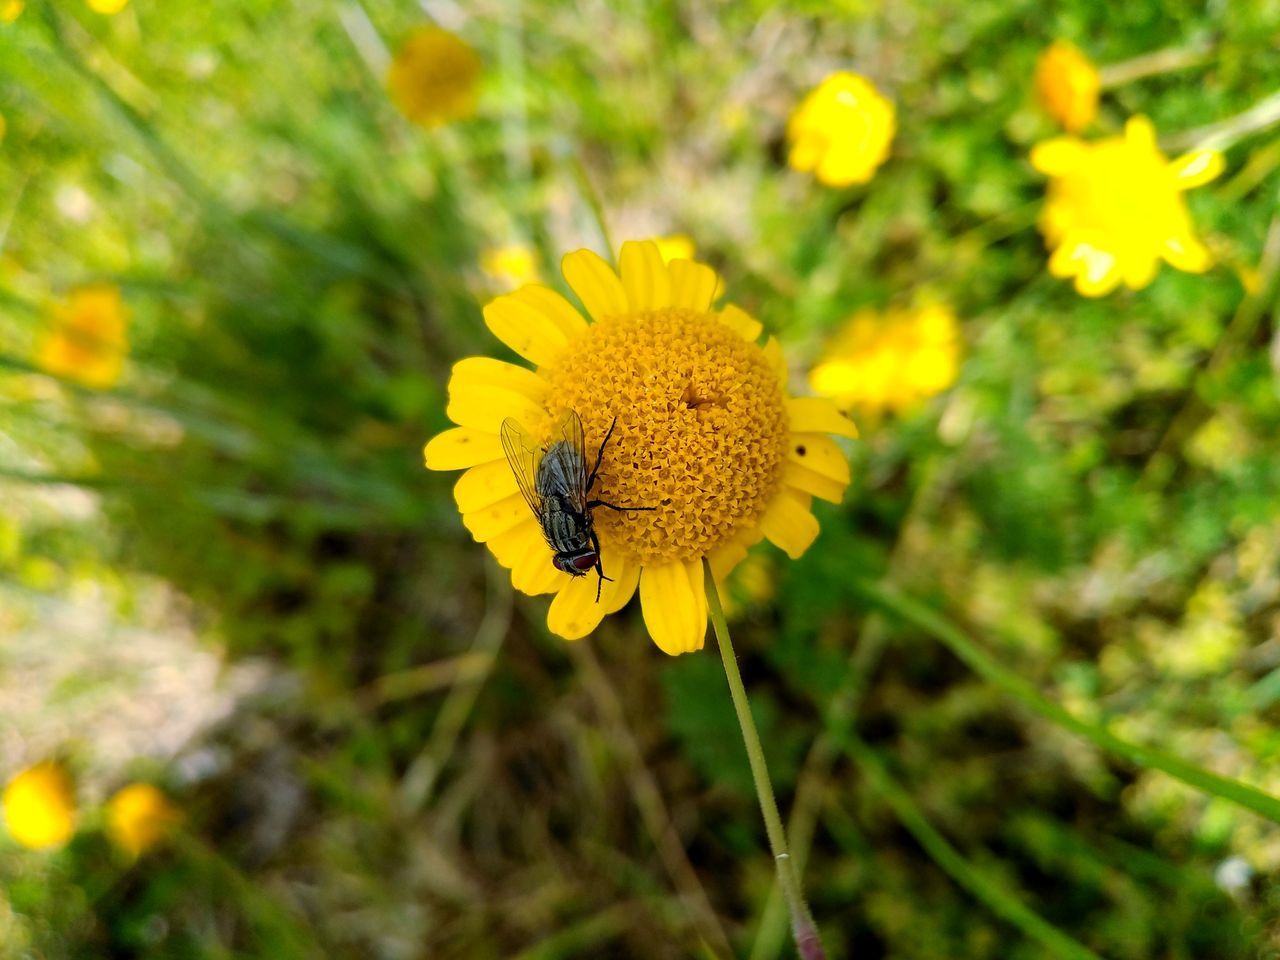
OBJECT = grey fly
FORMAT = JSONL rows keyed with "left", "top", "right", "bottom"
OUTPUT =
{"left": 500, "top": 410, "right": 652, "bottom": 601}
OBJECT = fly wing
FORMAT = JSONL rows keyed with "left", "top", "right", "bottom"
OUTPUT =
{"left": 548, "top": 408, "right": 590, "bottom": 513}
{"left": 499, "top": 417, "right": 546, "bottom": 518}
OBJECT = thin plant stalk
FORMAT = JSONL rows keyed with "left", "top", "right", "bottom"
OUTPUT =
{"left": 705, "top": 564, "right": 826, "bottom": 960}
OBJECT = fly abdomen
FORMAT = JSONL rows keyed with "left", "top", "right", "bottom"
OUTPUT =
{"left": 543, "top": 495, "right": 590, "bottom": 554}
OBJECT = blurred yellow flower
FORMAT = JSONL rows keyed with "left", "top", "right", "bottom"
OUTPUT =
{"left": 481, "top": 244, "right": 539, "bottom": 287}
{"left": 86, "top": 0, "right": 129, "bottom": 13}
{"left": 787, "top": 71, "right": 895, "bottom": 187}
{"left": 654, "top": 234, "right": 695, "bottom": 263}
{"left": 810, "top": 304, "right": 960, "bottom": 416}
{"left": 1035, "top": 41, "right": 1100, "bottom": 133}
{"left": 106, "top": 784, "right": 181, "bottom": 858}
{"left": 2, "top": 762, "right": 76, "bottom": 851}
{"left": 0, "top": 0, "right": 22, "bottom": 23}
{"left": 36, "top": 285, "right": 130, "bottom": 389}
{"left": 1032, "top": 116, "right": 1224, "bottom": 297}
{"left": 424, "top": 240, "right": 856, "bottom": 655}
{"left": 387, "top": 27, "right": 481, "bottom": 128}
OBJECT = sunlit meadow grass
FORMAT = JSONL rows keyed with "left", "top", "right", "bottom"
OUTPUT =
{"left": 2, "top": 1, "right": 1280, "bottom": 957}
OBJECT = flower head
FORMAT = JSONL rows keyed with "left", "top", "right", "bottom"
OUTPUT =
{"left": 1032, "top": 116, "right": 1224, "bottom": 297}
{"left": 810, "top": 304, "right": 960, "bottom": 417}
{"left": 1035, "top": 41, "right": 1100, "bottom": 133}
{"left": 36, "top": 285, "right": 129, "bottom": 389}
{"left": 1, "top": 1, "right": 23, "bottom": 23}
{"left": 787, "top": 71, "right": 895, "bottom": 187}
{"left": 387, "top": 27, "right": 481, "bottom": 128}
{"left": 105, "top": 784, "right": 181, "bottom": 859}
{"left": 425, "top": 240, "right": 856, "bottom": 655}
{"left": 2, "top": 762, "right": 76, "bottom": 850}
{"left": 87, "top": 0, "right": 129, "bottom": 13}
{"left": 481, "top": 244, "right": 540, "bottom": 288}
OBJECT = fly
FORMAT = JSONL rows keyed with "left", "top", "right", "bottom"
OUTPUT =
{"left": 500, "top": 409, "right": 653, "bottom": 602}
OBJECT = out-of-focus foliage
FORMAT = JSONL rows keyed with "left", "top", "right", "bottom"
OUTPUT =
{"left": 2, "top": 0, "right": 1280, "bottom": 957}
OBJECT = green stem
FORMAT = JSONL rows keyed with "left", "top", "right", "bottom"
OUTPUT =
{"left": 856, "top": 580, "right": 1280, "bottom": 824}
{"left": 705, "top": 565, "right": 825, "bottom": 960}
{"left": 846, "top": 734, "right": 1104, "bottom": 960}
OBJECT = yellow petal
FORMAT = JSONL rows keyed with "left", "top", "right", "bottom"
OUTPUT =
{"left": 618, "top": 240, "right": 671, "bottom": 312}
{"left": 640, "top": 560, "right": 708, "bottom": 656}
{"left": 454, "top": 460, "right": 521, "bottom": 513}
{"left": 1162, "top": 234, "right": 1213, "bottom": 273}
{"left": 718, "top": 303, "right": 763, "bottom": 342}
{"left": 461, "top": 492, "right": 534, "bottom": 542}
{"left": 505, "top": 284, "right": 589, "bottom": 340}
{"left": 760, "top": 488, "right": 820, "bottom": 559}
{"left": 423, "top": 428, "right": 506, "bottom": 471}
{"left": 786, "top": 397, "right": 859, "bottom": 438}
{"left": 562, "top": 249, "right": 628, "bottom": 322}
{"left": 667, "top": 259, "right": 720, "bottom": 312}
{"left": 784, "top": 462, "right": 847, "bottom": 503}
{"left": 483, "top": 294, "right": 573, "bottom": 368}
{"left": 449, "top": 356, "right": 548, "bottom": 402}
{"left": 1169, "top": 149, "right": 1225, "bottom": 190}
{"left": 1124, "top": 115, "right": 1158, "bottom": 150}
{"left": 707, "top": 535, "right": 750, "bottom": 582}
{"left": 511, "top": 531, "right": 567, "bottom": 596}
{"left": 546, "top": 574, "right": 609, "bottom": 640}
{"left": 1122, "top": 253, "right": 1160, "bottom": 290}
{"left": 487, "top": 519, "right": 542, "bottom": 567}
{"left": 763, "top": 336, "right": 787, "bottom": 380}
{"left": 787, "top": 433, "right": 850, "bottom": 484}
{"left": 601, "top": 558, "right": 640, "bottom": 614}
{"left": 1030, "top": 138, "right": 1087, "bottom": 176}
{"left": 446, "top": 384, "right": 544, "bottom": 433}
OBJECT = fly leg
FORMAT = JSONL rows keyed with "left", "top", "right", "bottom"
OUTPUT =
{"left": 590, "top": 527, "right": 613, "bottom": 603}
{"left": 586, "top": 417, "right": 618, "bottom": 492}
{"left": 587, "top": 500, "right": 655, "bottom": 512}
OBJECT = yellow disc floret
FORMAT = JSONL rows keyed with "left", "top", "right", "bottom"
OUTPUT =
{"left": 544, "top": 307, "right": 789, "bottom": 565}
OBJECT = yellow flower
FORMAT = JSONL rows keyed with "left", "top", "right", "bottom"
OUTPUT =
{"left": 481, "top": 244, "right": 540, "bottom": 287}
{"left": 0, "top": 0, "right": 22, "bottom": 23}
{"left": 1035, "top": 41, "right": 1100, "bottom": 133}
{"left": 424, "top": 240, "right": 856, "bottom": 655}
{"left": 810, "top": 304, "right": 960, "bottom": 416}
{"left": 86, "top": 0, "right": 129, "bottom": 13}
{"left": 787, "top": 71, "right": 895, "bottom": 187}
{"left": 1032, "top": 116, "right": 1225, "bottom": 297}
{"left": 387, "top": 27, "right": 481, "bottom": 128}
{"left": 2, "top": 762, "right": 76, "bottom": 851}
{"left": 36, "top": 285, "right": 130, "bottom": 389}
{"left": 105, "top": 784, "right": 181, "bottom": 858}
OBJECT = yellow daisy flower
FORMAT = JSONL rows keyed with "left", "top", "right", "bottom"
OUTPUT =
{"left": 480, "top": 244, "right": 540, "bottom": 287}
{"left": 424, "top": 240, "right": 857, "bottom": 655}
{"left": 810, "top": 304, "right": 960, "bottom": 417}
{"left": 105, "top": 784, "right": 181, "bottom": 859}
{"left": 787, "top": 71, "right": 895, "bottom": 188}
{"left": 1032, "top": 116, "right": 1225, "bottom": 297}
{"left": 0, "top": 0, "right": 23, "bottom": 23}
{"left": 36, "top": 284, "right": 130, "bottom": 389}
{"left": 1034, "top": 41, "right": 1100, "bottom": 133}
{"left": 86, "top": 0, "right": 129, "bottom": 13}
{"left": 387, "top": 27, "right": 482, "bottom": 128}
{"left": 2, "top": 762, "right": 76, "bottom": 851}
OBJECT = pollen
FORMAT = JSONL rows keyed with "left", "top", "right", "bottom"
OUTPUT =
{"left": 544, "top": 307, "right": 789, "bottom": 565}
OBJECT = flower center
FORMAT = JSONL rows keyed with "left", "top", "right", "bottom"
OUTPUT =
{"left": 543, "top": 307, "right": 789, "bottom": 565}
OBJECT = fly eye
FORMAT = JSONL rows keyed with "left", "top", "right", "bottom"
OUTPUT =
{"left": 572, "top": 553, "right": 598, "bottom": 571}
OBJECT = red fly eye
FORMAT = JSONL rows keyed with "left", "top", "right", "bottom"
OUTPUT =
{"left": 572, "top": 553, "right": 598, "bottom": 571}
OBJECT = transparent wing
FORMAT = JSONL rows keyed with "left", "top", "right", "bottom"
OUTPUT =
{"left": 548, "top": 408, "right": 590, "bottom": 512}
{"left": 499, "top": 417, "right": 545, "bottom": 518}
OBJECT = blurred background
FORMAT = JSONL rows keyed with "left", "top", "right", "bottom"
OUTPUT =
{"left": 2, "top": 0, "right": 1280, "bottom": 957}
